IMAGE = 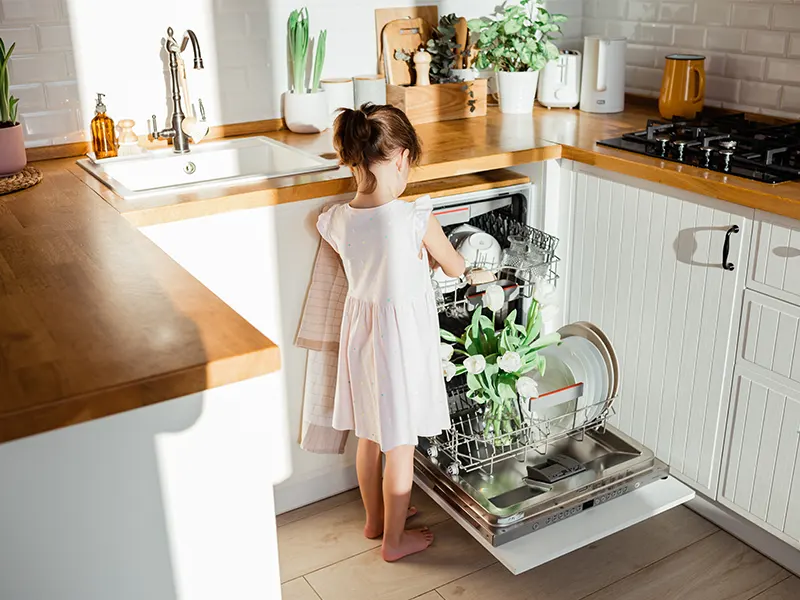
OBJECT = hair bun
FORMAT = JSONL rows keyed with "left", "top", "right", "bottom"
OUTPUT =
{"left": 351, "top": 109, "right": 372, "bottom": 143}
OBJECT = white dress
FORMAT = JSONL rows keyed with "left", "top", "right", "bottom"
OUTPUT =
{"left": 316, "top": 195, "right": 451, "bottom": 452}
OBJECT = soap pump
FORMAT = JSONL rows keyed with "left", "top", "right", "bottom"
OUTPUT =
{"left": 91, "top": 93, "right": 117, "bottom": 159}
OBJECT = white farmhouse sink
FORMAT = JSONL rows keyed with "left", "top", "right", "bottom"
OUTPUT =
{"left": 77, "top": 136, "right": 339, "bottom": 199}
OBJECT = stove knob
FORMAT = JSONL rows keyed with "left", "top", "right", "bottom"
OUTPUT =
{"left": 719, "top": 139, "right": 738, "bottom": 150}
{"left": 654, "top": 134, "right": 671, "bottom": 156}
{"left": 673, "top": 139, "right": 689, "bottom": 161}
{"left": 700, "top": 145, "right": 715, "bottom": 167}
{"left": 719, "top": 148, "right": 735, "bottom": 171}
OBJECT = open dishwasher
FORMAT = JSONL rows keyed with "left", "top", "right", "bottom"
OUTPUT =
{"left": 417, "top": 182, "right": 695, "bottom": 575}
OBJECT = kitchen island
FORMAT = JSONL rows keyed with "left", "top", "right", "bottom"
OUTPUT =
{"left": 3, "top": 101, "right": 800, "bottom": 598}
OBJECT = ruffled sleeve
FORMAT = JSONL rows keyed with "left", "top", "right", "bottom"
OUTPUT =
{"left": 413, "top": 194, "right": 434, "bottom": 250}
{"left": 316, "top": 205, "right": 339, "bottom": 252}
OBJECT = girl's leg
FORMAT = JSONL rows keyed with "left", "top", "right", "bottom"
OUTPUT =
{"left": 357, "top": 438, "right": 384, "bottom": 539}
{"left": 381, "top": 445, "right": 434, "bottom": 562}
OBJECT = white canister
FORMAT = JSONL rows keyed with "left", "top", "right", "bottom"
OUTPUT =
{"left": 283, "top": 90, "right": 330, "bottom": 134}
{"left": 451, "top": 68, "right": 478, "bottom": 82}
{"left": 496, "top": 70, "right": 540, "bottom": 114}
{"left": 353, "top": 74, "right": 387, "bottom": 107}
{"left": 320, "top": 78, "right": 354, "bottom": 123}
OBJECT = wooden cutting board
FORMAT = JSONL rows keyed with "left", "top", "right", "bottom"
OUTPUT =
{"left": 380, "top": 17, "right": 433, "bottom": 86}
{"left": 375, "top": 6, "right": 437, "bottom": 77}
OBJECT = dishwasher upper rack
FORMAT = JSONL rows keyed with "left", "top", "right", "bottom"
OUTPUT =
{"left": 433, "top": 213, "right": 560, "bottom": 310}
{"left": 423, "top": 381, "right": 616, "bottom": 476}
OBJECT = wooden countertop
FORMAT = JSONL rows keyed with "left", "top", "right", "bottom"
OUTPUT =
{"left": 71, "top": 103, "right": 800, "bottom": 227}
{"left": 5, "top": 100, "right": 800, "bottom": 444}
{"left": 0, "top": 161, "right": 280, "bottom": 444}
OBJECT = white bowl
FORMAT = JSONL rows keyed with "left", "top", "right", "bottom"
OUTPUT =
{"left": 458, "top": 231, "right": 502, "bottom": 269}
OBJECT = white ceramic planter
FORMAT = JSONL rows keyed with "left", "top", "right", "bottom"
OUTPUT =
{"left": 283, "top": 90, "right": 330, "bottom": 134}
{"left": 496, "top": 70, "right": 540, "bottom": 115}
{"left": 0, "top": 123, "right": 27, "bottom": 176}
{"left": 451, "top": 68, "right": 477, "bottom": 82}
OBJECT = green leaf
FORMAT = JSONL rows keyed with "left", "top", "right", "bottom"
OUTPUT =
{"left": 440, "top": 329, "right": 462, "bottom": 344}
{"left": 504, "top": 20, "right": 522, "bottom": 35}
{"left": 466, "top": 373, "right": 482, "bottom": 391}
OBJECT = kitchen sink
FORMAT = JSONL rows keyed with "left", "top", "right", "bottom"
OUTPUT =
{"left": 77, "top": 136, "right": 340, "bottom": 199}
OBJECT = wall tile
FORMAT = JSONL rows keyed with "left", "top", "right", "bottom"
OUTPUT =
{"left": 660, "top": 1, "right": 695, "bottom": 24}
{"left": 606, "top": 20, "right": 638, "bottom": 39}
{"left": 782, "top": 86, "right": 800, "bottom": 112}
{"left": 772, "top": 5, "right": 800, "bottom": 32}
{"left": 694, "top": 1, "right": 732, "bottom": 26}
{"left": 19, "top": 108, "right": 76, "bottom": 138}
{"left": 740, "top": 81, "right": 782, "bottom": 108}
{"left": 44, "top": 80, "right": 79, "bottom": 109}
{"left": 767, "top": 58, "right": 800, "bottom": 85}
{"left": 8, "top": 83, "right": 47, "bottom": 111}
{"left": 595, "top": 0, "right": 627, "bottom": 19}
{"left": 674, "top": 25, "right": 706, "bottom": 49}
{"left": 37, "top": 24, "right": 71, "bottom": 51}
{"left": 582, "top": 17, "right": 606, "bottom": 35}
{"left": 9, "top": 54, "right": 68, "bottom": 82}
{"left": 627, "top": 43, "right": 658, "bottom": 67}
{"left": 706, "top": 28, "right": 746, "bottom": 52}
{"left": 635, "top": 23, "right": 674, "bottom": 44}
{"left": 789, "top": 35, "right": 800, "bottom": 59}
{"left": 746, "top": 31, "right": 788, "bottom": 57}
{"left": 731, "top": 3, "right": 771, "bottom": 30}
{"left": 627, "top": 65, "right": 664, "bottom": 89}
{"left": 0, "top": 26, "right": 38, "bottom": 53}
{"left": 705, "top": 74, "right": 741, "bottom": 102}
{"left": 703, "top": 51, "right": 728, "bottom": 77}
{"left": 725, "top": 54, "right": 766, "bottom": 81}
{"left": 628, "top": 1, "right": 659, "bottom": 21}
{"left": 0, "top": 0, "right": 60, "bottom": 22}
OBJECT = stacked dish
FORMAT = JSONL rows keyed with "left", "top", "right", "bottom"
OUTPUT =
{"left": 524, "top": 321, "right": 619, "bottom": 435}
{"left": 432, "top": 225, "right": 503, "bottom": 292}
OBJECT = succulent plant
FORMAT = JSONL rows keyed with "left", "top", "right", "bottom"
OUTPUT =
{"left": 0, "top": 38, "right": 19, "bottom": 125}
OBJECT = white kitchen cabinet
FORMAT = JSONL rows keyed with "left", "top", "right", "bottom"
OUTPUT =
{"left": 750, "top": 210, "right": 800, "bottom": 307}
{"left": 564, "top": 164, "right": 753, "bottom": 497}
{"left": 740, "top": 290, "right": 800, "bottom": 385}
{"left": 720, "top": 365, "right": 800, "bottom": 550}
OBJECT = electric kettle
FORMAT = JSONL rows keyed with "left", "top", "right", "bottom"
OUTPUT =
{"left": 579, "top": 36, "right": 626, "bottom": 114}
{"left": 538, "top": 50, "right": 581, "bottom": 109}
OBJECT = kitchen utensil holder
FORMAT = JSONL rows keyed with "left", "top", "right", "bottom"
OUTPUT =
{"left": 433, "top": 216, "right": 560, "bottom": 314}
{"left": 424, "top": 381, "right": 616, "bottom": 476}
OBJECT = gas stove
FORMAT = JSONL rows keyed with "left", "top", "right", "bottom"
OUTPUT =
{"left": 598, "top": 113, "right": 800, "bottom": 184}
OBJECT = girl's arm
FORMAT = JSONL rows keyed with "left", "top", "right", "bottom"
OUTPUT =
{"left": 423, "top": 214, "right": 465, "bottom": 278}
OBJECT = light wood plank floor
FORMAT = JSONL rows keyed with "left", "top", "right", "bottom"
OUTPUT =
{"left": 278, "top": 487, "right": 798, "bottom": 600}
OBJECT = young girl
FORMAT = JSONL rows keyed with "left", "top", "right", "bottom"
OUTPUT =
{"left": 317, "top": 103, "right": 465, "bottom": 562}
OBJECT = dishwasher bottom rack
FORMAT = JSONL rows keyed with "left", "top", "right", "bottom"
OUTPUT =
{"left": 428, "top": 381, "right": 615, "bottom": 477}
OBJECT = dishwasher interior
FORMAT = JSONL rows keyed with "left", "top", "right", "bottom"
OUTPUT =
{"left": 419, "top": 184, "right": 669, "bottom": 548}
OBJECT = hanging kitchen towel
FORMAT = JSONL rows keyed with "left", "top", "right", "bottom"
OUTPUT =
{"left": 295, "top": 204, "right": 350, "bottom": 454}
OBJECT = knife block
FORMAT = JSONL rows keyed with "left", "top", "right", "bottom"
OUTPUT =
{"left": 386, "top": 79, "right": 488, "bottom": 125}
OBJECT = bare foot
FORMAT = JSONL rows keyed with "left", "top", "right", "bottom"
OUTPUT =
{"left": 381, "top": 528, "right": 434, "bottom": 562}
{"left": 364, "top": 506, "right": 418, "bottom": 539}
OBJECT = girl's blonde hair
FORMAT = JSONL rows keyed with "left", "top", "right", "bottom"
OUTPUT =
{"left": 332, "top": 103, "right": 422, "bottom": 193}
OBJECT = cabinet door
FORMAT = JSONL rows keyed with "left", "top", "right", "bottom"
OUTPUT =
{"left": 566, "top": 167, "right": 752, "bottom": 497}
{"left": 721, "top": 367, "right": 800, "bottom": 549}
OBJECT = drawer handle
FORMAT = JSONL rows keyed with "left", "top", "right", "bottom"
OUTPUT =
{"left": 723, "top": 225, "right": 739, "bottom": 271}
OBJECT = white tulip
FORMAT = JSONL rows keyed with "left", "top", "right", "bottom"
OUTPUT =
{"left": 516, "top": 376, "right": 539, "bottom": 399}
{"left": 497, "top": 351, "right": 522, "bottom": 373}
{"left": 464, "top": 354, "right": 487, "bottom": 375}
{"left": 483, "top": 283, "right": 505, "bottom": 312}
{"left": 533, "top": 279, "right": 557, "bottom": 305}
{"left": 442, "top": 360, "right": 457, "bottom": 382}
{"left": 540, "top": 304, "right": 560, "bottom": 321}
{"left": 440, "top": 343, "right": 454, "bottom": 361}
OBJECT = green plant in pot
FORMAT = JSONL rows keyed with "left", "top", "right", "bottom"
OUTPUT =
{"left": 468, "top": 0, "right": 566, "bottom": 114}
{"left": 284, "top": 7, "right": 329, "bottom": 133}
{"left": 0, "top": 38, "right": 26, "bottom": 177}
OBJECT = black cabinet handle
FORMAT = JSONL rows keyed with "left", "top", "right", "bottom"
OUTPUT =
{"left": 723, "top": 225, "right": 740, "bottom": 271}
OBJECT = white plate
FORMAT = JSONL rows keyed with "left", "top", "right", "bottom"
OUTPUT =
{"left": 559, "top": 324, "right": 613, "bottom": 414}
{"left": 458, "top": 231, "right": 502, "bottom": 269}
{"left": 576, "top": 321, "right": 620, "bottom": 404}
{"left": 557, "top": 337, "right": 603, "bottom": 425}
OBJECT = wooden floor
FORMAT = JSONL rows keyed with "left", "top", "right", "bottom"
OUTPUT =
{"left": 278, "top": 487, "right": 800, "bottom": 600}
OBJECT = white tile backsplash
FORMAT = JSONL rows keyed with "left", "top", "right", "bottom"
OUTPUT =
{"left": 585, "top": 0, "right": 800, "bottom": 118}
{"left": 3, "top": 0, "right": 800, "bottom": 149}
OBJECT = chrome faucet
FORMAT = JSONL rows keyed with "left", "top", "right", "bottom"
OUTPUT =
{"left": 150, "top": 27, "right": 204, "bottom": 154}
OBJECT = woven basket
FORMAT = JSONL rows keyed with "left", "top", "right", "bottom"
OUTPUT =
{"left": 0, "top": 166, "right": 43, "bottom": 196}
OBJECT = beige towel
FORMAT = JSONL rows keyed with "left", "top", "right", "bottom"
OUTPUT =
{"left": 295, "top": 210, "right": 350, "bottom": 454}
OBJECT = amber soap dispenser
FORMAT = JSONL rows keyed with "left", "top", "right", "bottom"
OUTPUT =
{"left": 91, "top": 93, "right": 117, "bottom": 159}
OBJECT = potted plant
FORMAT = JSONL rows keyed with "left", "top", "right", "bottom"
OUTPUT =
{"left": 0, "top": 38, "right": 25, "bottom": 176}
{"left": 284, "top": 7, "right": 328, "bottom": 133}
{"left": 468, "top": 0, "right": 566, "bottom": 114}
{"left": 440, "top": 281, "right": 561, "bottom": 445}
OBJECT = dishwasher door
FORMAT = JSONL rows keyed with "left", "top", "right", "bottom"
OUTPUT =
{"left": 419, "top": 185, "right": 695, "bottom": 575}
